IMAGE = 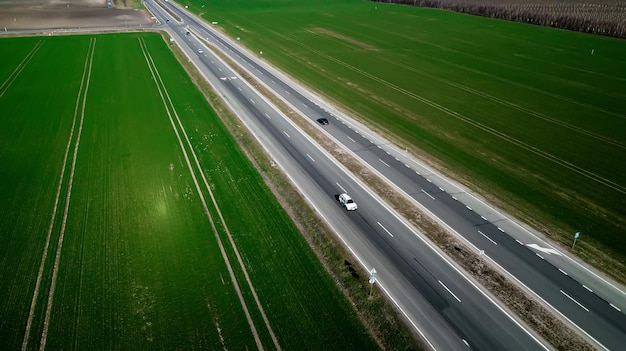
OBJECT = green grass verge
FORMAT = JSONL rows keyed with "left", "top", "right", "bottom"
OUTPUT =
{"left": 0, "top": 32, "right": 377, "bottom": 349}
{"left": 178, "top": 0, "right": 626, "bottom": 281}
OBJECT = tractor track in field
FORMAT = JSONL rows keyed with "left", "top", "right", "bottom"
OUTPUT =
{"left": 22, "top": 36, "right": 96, "bottom": 351}
{"left": 138, "top": 36, "right": 281, "bottom": 351}
{"left": 270, "top": 28, "right": 626, "bottom": 195}
{"left": 0, "top": 40, "right": 43, "bottom": 100}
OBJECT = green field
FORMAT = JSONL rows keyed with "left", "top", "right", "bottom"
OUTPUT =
{"left": 0, "top": 33, "right": 376, "bottom": 349}
{"left": 181, "top": 0, "right": 626, "bottom": 273}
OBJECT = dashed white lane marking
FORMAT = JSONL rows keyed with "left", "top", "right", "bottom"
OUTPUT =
{"left": 210, "top": 60, "right": 214, "bottom": 64}
{"left": 462, "top": 339, "right": 470, "bottom": 347}
{"left": 286, "top": 90, "right": 290, "bottom": 95}
{"left": 439, "top": 281, "right": 461, "bottom": 302}
{"left": 481, "top": 215, "right": 487, "bottom": 221}
{"left": 421, "top": 189, "right": 435, "bottom": 200}
{"left": 536, "top": 253, "right": 544, "bottom": 260}
{"left": 559, "top": 268, "right": 568, "bottom": 276}
{"left": 438, "top": 187, "right": 444, "bottom": 191}
{"left": 336, "top": 183, "right": 347, "bottom": 193}
{"left": 404, "top": 164, "right": 410, "bottom": 168}
{"left": 306, "top": 154, "right": 315, "bottom": 162}
{"left": 515, "top": 239, "right": 524, "bottom": 246}
{"left": 282, "top": 131, "right": 290, "bottom": 138}
{"left": 610, "top": 303, "right": 622, "bottom": 312}
{"left": 377, "top": 145, "right": 382, "bottom": 149}
{"left": 377, "top": 222, "right": 394, "bottom": 238}
{"left": 379, "top": 159, "right": 390, "bottom": 167}
{"left": 426, "top": 178, "right": 432, "bottom": 183}
{"left": 249, "top": 98, "right": 255, "bottom": 104}
{"left": 583, "top": 285, "right": 593, "bottom": 293}
{"left": 302, "top": 103, "right": 308, "bottom": 108}
{"left": 264, "top": 113, "right": 270, "bottom": 119}
{"left": 478, "top": 230, "right": 497, "bottom": 245}
{"left": 561, "top": 290, "right": 589, "bottom": 312}
{"left": 218, "top": 67, "right": 222, "bottom": 72}
{"left": 466, "top": 205, "right": 472, "bottom": 211}
{"left": 347, "top": 136, "right": 356, "bottom": 143}
{"left": 237, "top": 86, "right": 242, "bottom": 91}
{"left": 452, "top": 196, "right": 457, "bottom": 201}
{"left": 497, "top": 227, "right": 505, "bottom": 232}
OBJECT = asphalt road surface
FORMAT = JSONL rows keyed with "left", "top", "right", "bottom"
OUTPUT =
{"left": 145, "top": 1, "right": 626, "bottom": 349}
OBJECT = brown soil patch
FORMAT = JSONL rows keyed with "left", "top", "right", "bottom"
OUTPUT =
{"left": 0, "top": 0, "right": 153, "bottom": 30}
{"left": 308, "top": 27, "right": 379, "bottom": 51}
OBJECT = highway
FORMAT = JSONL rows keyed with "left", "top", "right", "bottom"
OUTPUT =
{"left": 145, "top": 1, "right": 625, "bottom": 349}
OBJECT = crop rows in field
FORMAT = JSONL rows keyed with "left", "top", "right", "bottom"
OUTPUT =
{"left": 0, "top": 32, "right": 375, "bottom": 350}
{"left": 371, "top": 0, "right": 626, "bottom": 39}
{"left": 182, "top": 0, "right": 626, "bottom": 275}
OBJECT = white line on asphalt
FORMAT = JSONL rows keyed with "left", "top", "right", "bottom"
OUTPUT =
{"left": 421, "top": 189, "right": 435, "bottom": 200}
{"left": 405, "top": 164, "right": 410, "bottom": 168}
{"left": 462, "top": 339, "right": 470, "bottom": 347}
{"left": 536, "top": 253, "right": 544, "bottom": 260}
{"left": 426, "top": 178, "right": 432, "bottom": 183}
{"left": 282, "top": 131, "right": 290, "bottom": 138}
{"left": 377, "top": 222, "right": 394, "bottom": 237}
{"left": 302, "top": 103, "right": 308, "bottom": 108}
{"left": 218, "top": 67, "right": 222, "bottom": 72}
{"left": 439, "top": 281, "right": 461, "bottom": 302}
{"left": 264, "top": 113, "right": 270, "bottom": 119}
{"left": 385, "top": 151, "right": 390, "bottom": 155}
{"left": 610, "top": 303, "right": 621, "bottom": 312}
{"left": 377, "top": 145, "right": 382, "bottom": 149}
{"left": 286, "top": 90, "right": 290, "bottom": 95}
{"left": 466, "top": 205, "right": 472, "bottom": 211}
{"left": 583, "top": 285, "right": 593, "bottom": 293}
{"left": 379, "top": 159, "right": 390, "bottom": 167}
{"left": 210, "top": 60, "right": 214, "bottom": 64}
{"left": 515, "top": 239, "right": 524, "bottom": 246}
{"left": 559, "top": 268, "right": 568, "bottom": 276}
{"left": 347, "top": 136, "right": 356, "bottom": 143}
{"left": 438, "top": 187, "right": 444, "bottom": 191}
{"left": 271, "top": 80, "right": 275, "bottom": 84}
{"left": 481, "top": 215, "right": 487, "bottom": 221}
{"left": 306, "top": 154, "right": 315, "bottom": 162}
{"left": 336, "top": 183, "right": 347, "bottom": 193}
{"left": 561, "top": 290, "right": 589, "bottom": 312}
{"left": 249, "top": 98, "right": 255, "bottom": 104}
{"left": 497, "top": 227, "right": 505, "bottom": 232}
{"left": 237, "top": 86, "right": 242, "bottom": 91}
{"left": 394, "top": 157, "right": 399, "bottom": 161}
{"left": 478, "top": 230, "right": 497, "bottom": 245}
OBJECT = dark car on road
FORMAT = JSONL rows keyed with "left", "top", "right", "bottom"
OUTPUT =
{"left": 317, "top": 118, "right": 329, "bottom": 125}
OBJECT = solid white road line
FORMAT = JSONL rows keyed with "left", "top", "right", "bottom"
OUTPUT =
{"left": 377, "top": 222, "right": 394, "bottom": 237}
{"left": 420, "top": 189, "right": 435, "bottom": 200}
{"left": 561, "top": 290, "right": 589, "bottom": 312}
{"left": 439, "top": 280, "right": 461, "bottom": 302}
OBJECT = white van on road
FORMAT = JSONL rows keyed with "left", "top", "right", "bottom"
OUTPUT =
{"left": 338, "top": 193, "right": 357, "bottom": 211}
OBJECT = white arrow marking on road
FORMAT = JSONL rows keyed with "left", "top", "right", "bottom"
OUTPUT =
{"left": 526, "top": 243, "right": 562, "bottom": 256}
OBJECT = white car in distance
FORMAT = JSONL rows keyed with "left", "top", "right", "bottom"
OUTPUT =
{"left": 338, "top": 193, "right": 357, "bottom": 211}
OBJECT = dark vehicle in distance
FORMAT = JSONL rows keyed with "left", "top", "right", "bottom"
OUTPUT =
{"left": 317, "top": 118, "right": 329, "bottom": 125}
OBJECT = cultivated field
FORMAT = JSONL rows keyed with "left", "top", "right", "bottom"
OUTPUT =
{"left": 181, "top": 0, "right": 626, "bottom": 279}
{"left": 0, "top": 32, "right": 376, "bottom": 349}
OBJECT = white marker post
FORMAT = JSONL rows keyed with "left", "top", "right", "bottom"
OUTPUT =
{"left": 369, "top": 268, "right": 377, "bottom": 298}
{"left": 572, "top": 231, "right": 581, "bottom": 250}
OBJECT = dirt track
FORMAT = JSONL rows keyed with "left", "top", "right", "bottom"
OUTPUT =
{"left": 0, "top": 0, "right": 153, "bottom": 30}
